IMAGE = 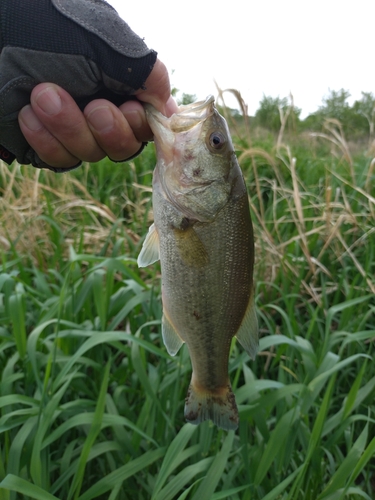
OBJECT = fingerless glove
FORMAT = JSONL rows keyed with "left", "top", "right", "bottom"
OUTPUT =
{"left": 0, "top": 0, "right": 157, "bottom": 170}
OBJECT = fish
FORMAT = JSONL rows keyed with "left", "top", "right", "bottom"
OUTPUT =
{"left": 138, "top": 95, "right": 258, "bottom": 431}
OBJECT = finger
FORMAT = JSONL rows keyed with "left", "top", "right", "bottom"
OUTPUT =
{"left": 135, "top": 59, "right": 178, "bottom": 117}
{"left": 85, "top": 100, "right": 148, "bottom": 161}
{"left": 119, "top": 100, "right": 153, "bottom": 142}
{"left": 18, "top": 105, "right": 81, "bottom": 169}
{"left": 30, "top": 83, "right": 106, "bottom": 163}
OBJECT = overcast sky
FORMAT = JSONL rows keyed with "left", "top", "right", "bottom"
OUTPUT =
{"left": 108, "top": 0, "right": 373, "bottom": 118}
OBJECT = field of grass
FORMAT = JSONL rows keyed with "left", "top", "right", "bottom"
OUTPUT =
{"left": 0, "top": 93, "right": 374, "bottom": 499}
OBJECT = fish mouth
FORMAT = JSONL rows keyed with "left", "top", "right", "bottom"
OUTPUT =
{"left": 145, "top": 95, "right": 215, "bottom": 135}
{"left": 145, "top": 95, "right": 216, "bottom": 165}
{"left": 170, "top": 95, "right": 215, "bottom": 132}
{"left": 179, "top": 95, "right": 215, "bottom": 113}
{"left": 176, "top": 95, "right": 215, "bottom": 119}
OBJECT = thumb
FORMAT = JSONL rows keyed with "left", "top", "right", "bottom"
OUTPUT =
{"left": 135, "top": 59, "right": 178, "bottom": 117}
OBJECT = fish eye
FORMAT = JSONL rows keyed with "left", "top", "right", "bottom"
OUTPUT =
{"left": 208, "top": 131, "right": 226, "bottom": 150}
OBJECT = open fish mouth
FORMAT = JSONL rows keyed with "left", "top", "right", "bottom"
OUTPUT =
{"left": 169, "top": 96, "right": 215, "bottom": 133}
{"left": 176, "top": 95, "right": 215, "bottom": 117}
{"left": 144, "top": 95, "right": 218, "bottom": 169}
{"left": 178, "top": 95, "right": 215, "bottom": 113}
{"left": 145, "top": 95, "right": 216, "bottom": 135}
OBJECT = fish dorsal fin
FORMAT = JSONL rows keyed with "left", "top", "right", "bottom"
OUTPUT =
{"left": 236, "top": 292, "right": 258, "bottom": 360}
{"left": 162, "top": 312, "right": 184, "bottom": 356}
{"left": 137, "top": 223, "right": 160, "bottom": 268}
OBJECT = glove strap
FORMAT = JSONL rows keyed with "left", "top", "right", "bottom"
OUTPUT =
{"left": 0, "top": 145, "right": 16, "bottom": 165}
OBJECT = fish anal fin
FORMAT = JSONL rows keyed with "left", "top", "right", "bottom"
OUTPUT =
{"left": 236, "top": 291, "right": 259, "bottom": 360}
{"left": 137, "top": 223, "right": 160, "bottom": 268}
{"left": 162, "top": 311, "right": 184, "bottom": 356}
{"left": 184, "top": 382, "right": 238, "bottom": 431}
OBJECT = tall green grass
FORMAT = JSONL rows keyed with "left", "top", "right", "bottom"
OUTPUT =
{"left": 0, "top": 93, "right": 374, "bottom": 499}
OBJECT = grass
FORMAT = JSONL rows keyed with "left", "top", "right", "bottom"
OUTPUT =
{"left": 0, "top": 91, "right": 374, "bottom": 499}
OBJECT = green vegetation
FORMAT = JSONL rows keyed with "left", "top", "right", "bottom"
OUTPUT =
{"left": 254, "top": 89, "right": 375, "bottom": 146}
{"left": 0, "top": 90, "right": 374, "bottom": 499}
{"left": 254, "top": 95, "right": 301, "bottom": 133}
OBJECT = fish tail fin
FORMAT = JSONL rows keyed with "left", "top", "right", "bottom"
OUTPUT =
{"left": 184, "top": 383, "right": 238, "bottom": 431}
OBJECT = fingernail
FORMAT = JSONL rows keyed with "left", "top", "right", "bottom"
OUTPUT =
{"left": 126, "top": 109, "right": 144, "bottom": 130}
{"left": 19, "top": 105, "right": 43, "bottom": 131}
{"left": 35, "top": 86, "right": 62, "bottom": 115}
{"left": 87, "top": 106, "right": 114, "bottom": 133}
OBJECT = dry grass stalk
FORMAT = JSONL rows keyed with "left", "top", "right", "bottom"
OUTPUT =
{"left": 238, "top": 148, "right": 277, "bottom": 223}
{"left": 0, "top": 162, "right": 122, "bottom": 260}
{"left": 336, "top": 230, "right": 375, "bottom": 295}
{"left": 289, "top": 156, "right": 315, "bottom": 273}
{"left": 215, "top": 84, "right": 251, "bottom": 141}
{"left": 276, "top": 94, "right": 294, "bottom": 151}
{"left": 365, "top": 157, "right": 375, "bottom": 194}
{"left": 311, "top": 119, "right": 354, "bottom": 184}
{"left": 325, "top": 177, "right": 332, "bottom": 235}
{"left": 329, "top": 168, "right": 375, "bottom": 208}
{"left": 275, "top": 144, "right": 316, "bottom": 275}
{"left": 0, "top": 163, "right": 52, "bottom": 255}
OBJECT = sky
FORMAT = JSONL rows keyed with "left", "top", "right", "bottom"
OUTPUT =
{"left": 108, "top": 0, "right": 373, "bottom": 118}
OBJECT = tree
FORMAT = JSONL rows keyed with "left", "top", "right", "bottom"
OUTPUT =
{"left": 302, "top": 89, "right": 369, "bottom": 138}
{"left": 255, "top": 95, "right": 287, "bottom": 131}
{"left": 255, "top": 95, "right": 301, "bottom": 133}
{"left": 352, "top": 92, "right": 375, "bottom": 142}
{"left": 319, "top": 88, "right": 351, "bottom": 123}
{"left": 178, "top": 93, "right": 197, "bottom": 106}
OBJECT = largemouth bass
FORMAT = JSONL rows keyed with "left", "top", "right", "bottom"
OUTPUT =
{"left": 138, "top": 96, "right": 258, "bottom": 430}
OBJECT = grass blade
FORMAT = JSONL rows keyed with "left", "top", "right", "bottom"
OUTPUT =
{"left": 77, "top": 448, "right": 165, "bottom": 500}
{"left": 318, "top": 422, "right": 370, "bottom": 498}
{"left": 263, "top": 465, "right": 303, "bottom": 500}
{"left": 254, "top": 408, "right": 300, "bottom": 485}
{"left": 0, "top": 474, "right": 59, "bottom": 499}
{"left": 191, "top": 431, "right": 235, "bottom": 500}
{"left": 68, "top": 360, "right": 111, "bottom": 500}
{"left": 8, "top": 293, "right": 26, "bottom": 360}
{"left": 156, "top": 458, "right": 213, "bottom": 500}
{"left": 152, "top": 424, "right": 198, "bottom": 499}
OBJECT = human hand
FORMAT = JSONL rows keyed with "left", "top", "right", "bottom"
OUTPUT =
{"left": 18, "top": 60, "right": 178, "bottom": 170}
{"left": 0, "top": 0, "right": 178, "bottom": 171}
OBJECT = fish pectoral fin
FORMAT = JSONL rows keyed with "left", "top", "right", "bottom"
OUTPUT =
{"left": 162, "top": 312, "right": 184, "bottom": 356}
{"left": 137, "top": 223, "right": 160, "bottom": 267}
{"left": 236, "top": 291, "right": 259, "bottom": 360}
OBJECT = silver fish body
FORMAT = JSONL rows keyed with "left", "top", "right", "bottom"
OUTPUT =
{"left": 138, "top": 96, "right": 258, "bottom": 430}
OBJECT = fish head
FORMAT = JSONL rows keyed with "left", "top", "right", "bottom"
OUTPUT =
{"left": 145, "top": 96, "right": 237, "bottom": 222}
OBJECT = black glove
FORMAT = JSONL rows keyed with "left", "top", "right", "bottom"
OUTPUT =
{"left": 0, "top": 0, "right": 157, "bottom": 171}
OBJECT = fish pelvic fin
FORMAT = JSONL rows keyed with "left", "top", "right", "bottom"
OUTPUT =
{"left": 137, "top": 223, "right": 160, "bottom": 268}
{"left": 162, "top": 311, "right": 184, "bottom": 356}
{"left": 184, "top": 383, "right": 238, "bottom": 431}
{"left": 236, "top": 290, "right": 258, "bottom": 360}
